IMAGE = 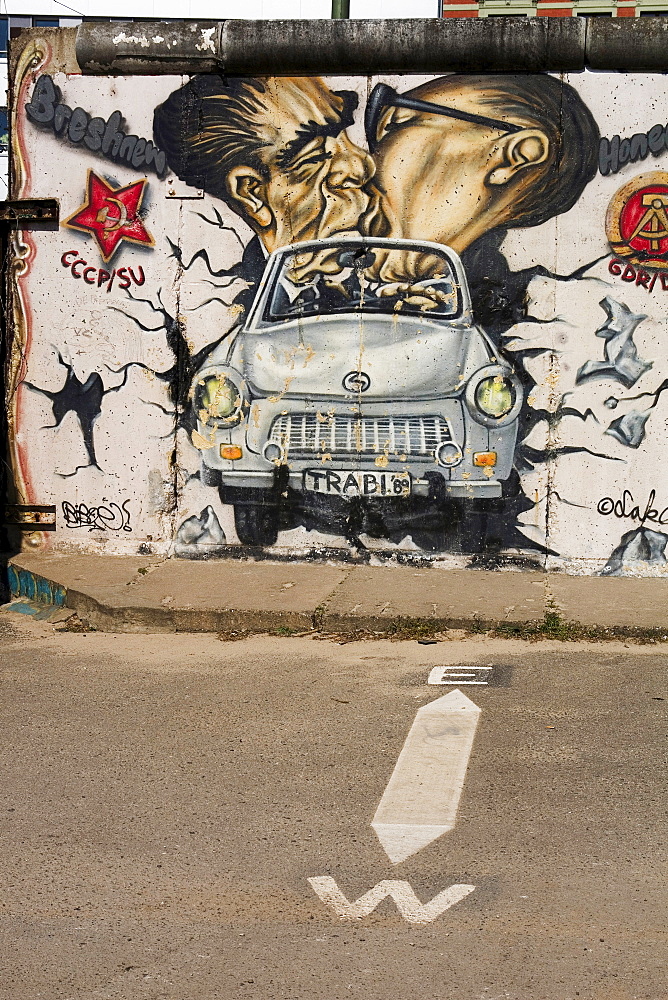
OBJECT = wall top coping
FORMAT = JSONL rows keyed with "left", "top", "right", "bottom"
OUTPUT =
{"left": 61, "top": 17, "right": 668, "bottom": 76}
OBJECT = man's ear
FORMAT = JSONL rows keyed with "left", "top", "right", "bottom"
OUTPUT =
{"left": 226, "top": 166, "right": 273, "bottom": 228}
{"left": 487, "top": 130, "right": 550, "bottom": 186}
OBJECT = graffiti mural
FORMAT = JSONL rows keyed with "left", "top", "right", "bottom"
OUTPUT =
{"left": 7, "top": 30, "right": 668, "bottom": 575}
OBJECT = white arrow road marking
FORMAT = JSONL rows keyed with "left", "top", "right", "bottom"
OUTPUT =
{"left": 307, "top": 876, "right": 475, "bottom": 926}
{"left": 372, "top": 688, "right": 481, "bottom": 864}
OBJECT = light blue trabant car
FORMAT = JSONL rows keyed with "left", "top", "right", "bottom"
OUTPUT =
{"left": 189, "top": 237, "right": 523, "bottom": 547}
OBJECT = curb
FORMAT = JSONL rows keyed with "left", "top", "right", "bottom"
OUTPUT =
{"left": 7, "top": 554, "right": 668, "bottom": 640}
{"left": 8, "top": 563, "right": 66, "bottom": 608}
{"left": 63, "top": 588, "right": 316, "bottom": 634}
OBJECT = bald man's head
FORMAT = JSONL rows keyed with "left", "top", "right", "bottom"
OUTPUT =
{"left": 369, "top": 74, "right": 599, "bottom": 252}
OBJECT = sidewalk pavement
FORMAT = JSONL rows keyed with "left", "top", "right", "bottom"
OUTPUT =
{"left": 6, "top": 550, "right": 668, "bottom": 636}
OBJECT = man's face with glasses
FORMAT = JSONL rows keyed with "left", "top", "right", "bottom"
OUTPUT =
{"left": 365, "top": 79, "right": 549, "bottom": 254}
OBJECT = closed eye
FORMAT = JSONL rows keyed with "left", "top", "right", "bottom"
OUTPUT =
{"left": 376, "top": 108, "right": 421, "bottom": 143}
{"left": 288, "top": 139, "right": 332, "bottom": 176}
{"left": 297, "top": 150, "right": 331, "bottom": 168}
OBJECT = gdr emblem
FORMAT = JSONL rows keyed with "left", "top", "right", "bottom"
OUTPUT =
{"left": 606, "top": 170, "right": 668, "bottom": 270}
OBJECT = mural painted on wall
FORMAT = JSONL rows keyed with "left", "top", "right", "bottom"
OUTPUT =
{"left": 8, "top": 33, "right": 668, "bottom": 575}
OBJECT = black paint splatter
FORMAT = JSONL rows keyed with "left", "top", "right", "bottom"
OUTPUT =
{"left": 23, "top": 353, "right": 104, "bottom": 474}
{"left": 108, "top": 287, "right": 230, "bottom": 433}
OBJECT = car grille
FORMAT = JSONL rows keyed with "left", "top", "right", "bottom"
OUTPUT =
{"left": 268, "top": 413, "right": 452, "bottom": 459}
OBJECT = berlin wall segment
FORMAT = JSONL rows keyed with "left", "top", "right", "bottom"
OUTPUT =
{"left": 6, "top": 26, "right": 668, "bottom": 576}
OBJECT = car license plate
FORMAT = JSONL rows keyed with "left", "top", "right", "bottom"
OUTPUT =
{"left": 303, "top": 469, "right": 411, "bottom": 498}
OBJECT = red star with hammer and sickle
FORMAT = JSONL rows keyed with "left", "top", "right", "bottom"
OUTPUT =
{"left": 63, "top": 170, "right": 154, "bottom": 263}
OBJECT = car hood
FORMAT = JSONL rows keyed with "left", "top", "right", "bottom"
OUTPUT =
{"left": 236, "top": 314, "right": 490, "bottom": 399}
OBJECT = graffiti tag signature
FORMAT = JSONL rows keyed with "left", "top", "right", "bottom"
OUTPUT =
{"left": 598, "top": 489, "right": 668, "bottom": 526}
{"left": 62, "top": 499, "right": 132, "bottom": 532}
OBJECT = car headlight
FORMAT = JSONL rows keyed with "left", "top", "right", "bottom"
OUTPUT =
{"left": 194, "top": 373, "right": 245, "bottom": 426}
{"left": 475, "top": 375, "right": 515, "bottom": 418}
{"left": 465, "top": 365, "right": 522, "bottom": 428}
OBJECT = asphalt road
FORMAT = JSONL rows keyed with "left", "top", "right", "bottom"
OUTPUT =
{"left": 0, "top": 610, "right": 666, "bottom": 1000}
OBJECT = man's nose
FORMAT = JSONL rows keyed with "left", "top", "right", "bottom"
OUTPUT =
{"left": 326, "top": 134, "right": 375, "bottom": 190}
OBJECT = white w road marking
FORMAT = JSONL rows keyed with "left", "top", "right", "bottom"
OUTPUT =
{"left": 307, "top": 876, "right": 475, "bottom": 925}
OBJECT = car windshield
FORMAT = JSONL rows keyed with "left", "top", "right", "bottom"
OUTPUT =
{"left": 265, "top": 244, "right": 460, "bottom": 322}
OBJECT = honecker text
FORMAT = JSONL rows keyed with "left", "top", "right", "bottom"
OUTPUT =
{"left": 599, "top": 125, "right": 668, "bottom": 177}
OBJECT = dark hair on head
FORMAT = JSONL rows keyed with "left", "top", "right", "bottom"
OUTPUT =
{"left": 412, "top": 74, "right": 600, "bottom": 230}
{"left": 153, "top": 75, "right": 271, "bottom": 205}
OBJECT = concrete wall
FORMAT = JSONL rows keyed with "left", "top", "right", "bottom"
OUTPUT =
{"left": 6, "top": 22, "right": 668, "bottom": 575}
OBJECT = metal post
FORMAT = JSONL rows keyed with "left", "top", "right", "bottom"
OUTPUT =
{"left": 0, "top": 199, "right": 59, "bottom": 583}
{"left": 331, "top": 0, "right": 350, "bottom": 18}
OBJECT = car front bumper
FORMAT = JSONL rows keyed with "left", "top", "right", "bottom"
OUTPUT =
{"left": 199, "top": 396, "right": 514, "bottom": 500}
